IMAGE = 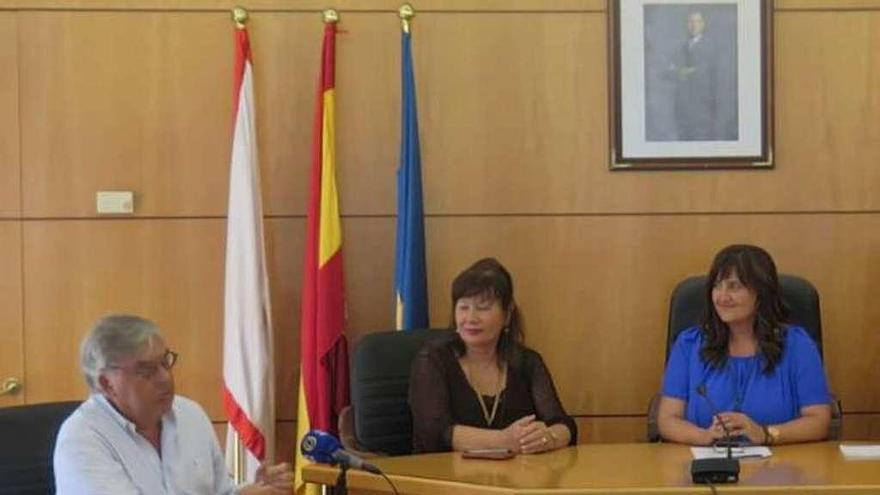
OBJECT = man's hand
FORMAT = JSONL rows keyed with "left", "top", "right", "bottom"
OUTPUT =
{"left": 241, "top": 462, "right": 294, "bottom": 494}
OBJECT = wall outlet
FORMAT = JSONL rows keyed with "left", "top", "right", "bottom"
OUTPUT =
{"left": 96, "top": 191, "right": 134, "bottom": 214}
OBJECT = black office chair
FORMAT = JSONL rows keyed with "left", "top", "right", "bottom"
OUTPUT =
{"left": 339, "top": 328, "right": 454, "bottom": 456}
{"left": 646, "top": 274, "right": 841, "bottom": 442}
{"left": 0, "top": 401, "right": 81, "bottom": 494}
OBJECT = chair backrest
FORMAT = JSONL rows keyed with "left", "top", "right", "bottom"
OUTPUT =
{"left": 350, "top": 328, "right": 454, "bottom": 456}
{"left": 666, "top": 274, "right": 823, "bottom": 362}
{"left": 0, "top": 401, "right": 81, "bottom": 495}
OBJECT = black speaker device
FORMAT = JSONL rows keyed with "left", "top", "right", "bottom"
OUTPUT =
{"left": 691, "top": 385, "right": 740, "bottom": 484}
{"left": 691, "top": 456, "right": 740, "bottom": 484}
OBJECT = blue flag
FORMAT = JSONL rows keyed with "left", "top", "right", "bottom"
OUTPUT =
{"left": 394, "top": 29, "right": 429, "bottom": 331}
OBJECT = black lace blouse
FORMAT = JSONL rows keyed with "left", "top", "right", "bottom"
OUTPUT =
{"left": 408, "top": 337, "right": 578, "bottom": 453}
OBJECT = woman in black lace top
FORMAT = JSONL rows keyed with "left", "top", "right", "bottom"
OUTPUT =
{"left": 408, "top": 258, "right": 577, "bottom": 454}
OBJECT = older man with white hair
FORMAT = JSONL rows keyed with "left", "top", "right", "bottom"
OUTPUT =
{"left": 53, "top": 314, "right": 292, "bottom": 494}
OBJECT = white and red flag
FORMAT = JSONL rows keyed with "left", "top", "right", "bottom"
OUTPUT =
{"left": 222, "top": 25, "right": 275, "bottom": 481}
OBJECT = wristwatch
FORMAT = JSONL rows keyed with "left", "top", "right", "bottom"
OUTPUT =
{"left": 762, "top": 425, "right": 781, "bottom": 445}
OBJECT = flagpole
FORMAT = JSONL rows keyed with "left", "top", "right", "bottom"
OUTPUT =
{"left": 232, "top": 430, "right": 243, "bottom": 484}
{"left": 399, "top": 3, "right": 414, "bottom": 33}
{"left": 229, "top": 5, "right": 249, "bottom": 485}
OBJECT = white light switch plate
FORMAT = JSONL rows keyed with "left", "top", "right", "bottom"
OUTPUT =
{"left": 96, "top": 191, "right": 134, "bottom": 214}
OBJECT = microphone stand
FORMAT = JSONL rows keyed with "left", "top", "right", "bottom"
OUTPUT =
{"left": 333, "top": 461, "right": 350, "bottom": 495}
{"left": 691, "top": 385, "right": 740, "bottom": 484}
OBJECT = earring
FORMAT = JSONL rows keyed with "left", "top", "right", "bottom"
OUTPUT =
{"left": 503, "top": 327, "right": 509, "bottom": 334}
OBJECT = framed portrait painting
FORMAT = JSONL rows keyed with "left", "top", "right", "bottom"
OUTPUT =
{"left": 609, "top": 0, "right": 773, "bottom": 169}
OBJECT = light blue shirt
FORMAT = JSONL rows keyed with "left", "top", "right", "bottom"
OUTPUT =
{"left": 54, "top": 394, "right": 237, "bottom": 495}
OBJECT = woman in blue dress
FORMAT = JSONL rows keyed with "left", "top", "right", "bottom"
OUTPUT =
{"left": 658, "top": 244, "right": 831, "bottom": 446}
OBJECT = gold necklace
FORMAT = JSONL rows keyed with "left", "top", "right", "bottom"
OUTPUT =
{"left": 462, "top": 361, "right": 506, "bottom": 426}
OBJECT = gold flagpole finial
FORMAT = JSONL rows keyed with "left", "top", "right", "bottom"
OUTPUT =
{"left": 232, "top": 6, "right": 249, "bottom": 30}
{"left": 399, "top": 3, "right": 415, "bottom": 33}
{"left": 322, "top": 8, "right": 339, "bottom": 24}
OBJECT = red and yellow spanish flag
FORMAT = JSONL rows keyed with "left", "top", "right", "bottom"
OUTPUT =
{"left": 295, "top": 16, "right": 349, "bottom": 494}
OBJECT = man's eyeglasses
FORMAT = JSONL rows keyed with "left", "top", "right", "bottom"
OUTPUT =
{"left": 106, "top": 350, "right": 179, "bottom": 380}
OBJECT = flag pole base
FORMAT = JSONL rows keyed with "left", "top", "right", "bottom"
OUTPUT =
{"left": 331, "top": 463, "right": 349, "bottom": 495}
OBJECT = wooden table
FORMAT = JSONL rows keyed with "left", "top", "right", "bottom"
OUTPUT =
{"left": 302, "top": 442, "right": 880, "bottom": 494}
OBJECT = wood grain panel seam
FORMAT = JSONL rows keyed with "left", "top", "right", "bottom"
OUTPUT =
{"left": 17, "top": 221, "right": 26, "bottom": 403}
{"left": 15, "top": 13, "right": 21, "bottom": 222}
{"left": 18, "top": 210, "right": 880, "bottom": 221}
{"left": 16, "top": 2, "right": 24, "bottom": 398}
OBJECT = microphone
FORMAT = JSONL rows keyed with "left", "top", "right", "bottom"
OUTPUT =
{"left": 696, "top": 384, "right": 734, "bottom": 459}
{"left": 300, "top": 429, "right": 382, "bottom": 475}
{"left": 690, "top": 384, "right": 739, "bottom": 484}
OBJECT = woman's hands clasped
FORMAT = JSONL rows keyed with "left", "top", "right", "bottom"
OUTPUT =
{"left": 709, "top": 412, "right": 765, "bottom": 444}
{"left": 502, "top": 414, "right": 557, "bottom": 454}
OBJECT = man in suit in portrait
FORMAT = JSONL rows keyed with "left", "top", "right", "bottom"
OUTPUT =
{"left": 669, "top": 11, "right": 723, "bottom": 141}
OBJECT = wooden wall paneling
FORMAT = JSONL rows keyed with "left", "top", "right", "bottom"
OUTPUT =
{"left": 17, "top": 216, "right": 392, "bottom": 418}
{"left": 19, "top": 12, "right": 232, "bottom": 217}
{"left": 251, "top": 12, "right": 400, "bottom": 216}
{"left": 248, "top": 16, "right": 320, "bottom": 217}
{"left": 94, "top": 0, "right": 880, "bottom": 12}
{"left": 8, "top": 0, "right": 880, "bottom": 14}
{"left": 275, "top": 420, "right": 298, "bottom": 463}
{"left": 0, "top": 222, "right": 24, "bottom": 407}
{"left": 7, "top": 3, "right": 880, "bottom": 454}
{"left": 841, "top": 414, "right": 880, "bottom": 441}
{"left": 334, "top": 13, "right": 399, "bottom": 216}
{"left": 0, "top": 14, "right": 19, "bottom": 218}
{"left": 416, "top": 12, "right": 604, "bottom": 216}
{"left": 22, "top": 219, "right": 227, "bottom": 415}
{"left": 774, "top": 11, "right": 880, "bottom": 211}
{"left": 424, "top": 214, "right": 880, "bottom": 416}
{"left": 414, "top": 10, "right": 880, "bottom": 215}
{"left": 4, "top": 1, "right": 609, "bottom": 12}
{"left": 265, "top": 218, "right": 304, "bottom": 421}
{"left": 16, "top": 9, "right": 880, "bottom": 219}
{"left": 340, "top": 217, "right": 397, "bottom": 347}
{"left": 574, "top": 416, "right": 646, "bottom": 444}
{"left": 267, "top": 216, "right": 396, "bottom": 421}
{"left": 298, "top": 7, "right": 880, "bottom": 217}
{"left": 758, "top": 215, "right": 880, "bottom": 412}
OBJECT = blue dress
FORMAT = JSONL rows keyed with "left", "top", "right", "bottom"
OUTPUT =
{"left": 662, "top": 326, "right": 830, "bottom": 428}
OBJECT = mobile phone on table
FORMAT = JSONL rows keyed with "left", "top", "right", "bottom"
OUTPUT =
{"left": 462, "top": 448, "right": 516, "bottom": 460}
